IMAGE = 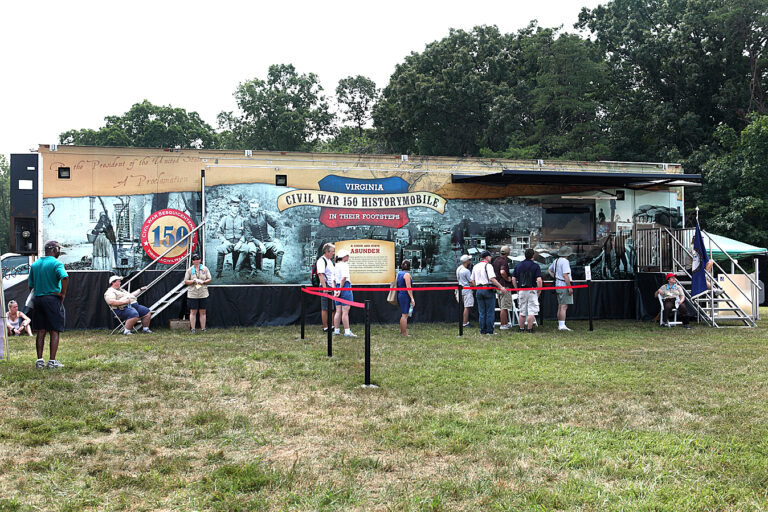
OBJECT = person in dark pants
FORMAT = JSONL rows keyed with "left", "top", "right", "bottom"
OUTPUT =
{"left": 655, "top": 273, "right": 691, "bottom": 329}
{"left": 470, "top": 250, "right": 506, "bottom": 335}
{"left": 28, "top": 240, "right": 69, "bottom": 369}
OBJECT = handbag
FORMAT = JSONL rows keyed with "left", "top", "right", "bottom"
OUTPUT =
{"left": 25, "top": 292, "right": 35, "bottom": 310}
{"left": 387, "top": 281, "right": 398, "bottom": 306}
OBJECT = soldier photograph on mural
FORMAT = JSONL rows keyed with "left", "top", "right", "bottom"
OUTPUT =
{"left": 241, "top": 198, "right": 286, "bottom": 279}
{"left": 214, "top": 197, "right": 245, "bottom": 279}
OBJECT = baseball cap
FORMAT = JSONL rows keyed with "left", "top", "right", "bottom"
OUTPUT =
{"left": 336, "top": 249, "right": 350, "bottom": 259}
{"left": 480, "top": 250, "right": 491, "bottom": 259}
{"left": 44, "top": 240, "right": 61, "bottom": 249}
{"left": 109, "top": 275, "right": 123, "bottom": 284}
{"left": 191, "top": 253, "right": 201, "bottom": 261}
{"left": 665, "top": 272, "right": 675, "bottom": 280}
{"left": 460, "top": 254, "right": 471, "bottom": 263}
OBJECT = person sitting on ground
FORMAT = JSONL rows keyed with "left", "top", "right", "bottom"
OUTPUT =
{"left": 654, "top": 273, "right": 691, "bottom": 329}
{"left": 104, "top": 276, "right": 153, "bottom": 335}
{"left": 456, "top": 254, "right": 474, "bottom": 327}
{"left": 332, "top": 249, "right": 357, "bottom": 337}
{"left": 6, "top": 300, "right": 32, "bottom": 336}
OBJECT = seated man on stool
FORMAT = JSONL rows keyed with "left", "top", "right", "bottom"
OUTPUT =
{"left": 654, "top": 273, "right": 691, "bottom": 329}
{"left": 104, "top": 275, "right": 153, "bottom": 335}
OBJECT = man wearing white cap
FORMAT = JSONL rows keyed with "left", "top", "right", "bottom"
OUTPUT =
{"left": 104, "top": 276, "right": 153, "bottom": 335}
{"left": 456, "top": 255, "right": 474, "bottom": 327}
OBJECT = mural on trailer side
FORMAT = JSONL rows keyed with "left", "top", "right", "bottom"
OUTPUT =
{"left": 38, "top": 147, "right": 685, "bottom": 283}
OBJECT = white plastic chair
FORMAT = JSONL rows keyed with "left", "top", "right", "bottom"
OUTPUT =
{"left": 658, "top": 295, "right": 682, "bottom": 327}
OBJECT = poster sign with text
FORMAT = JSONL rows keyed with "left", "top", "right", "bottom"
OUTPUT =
{"left": 334, "top": 239, "right": 395, "bottom": 285}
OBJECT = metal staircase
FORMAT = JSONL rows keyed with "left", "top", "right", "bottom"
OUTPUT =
{"left": 662, "top": 227, "right": 757, "bottom": 328}
{"left": 121, "top": 221, "right": 205, "bottom": 317}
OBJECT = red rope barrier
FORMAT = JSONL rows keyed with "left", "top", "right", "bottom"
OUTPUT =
{"left": 302, "top": 284, "right": 588, "bottom": 297}
{"left": 303, "top": 284, "right": 588, "bottom": 292}
{"left": 301, "top": 288, "right": 365, "bottom": 308}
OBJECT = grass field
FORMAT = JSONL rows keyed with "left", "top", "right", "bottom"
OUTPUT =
{"left": 1, "top": 314, "right": 768, "bottom": 511}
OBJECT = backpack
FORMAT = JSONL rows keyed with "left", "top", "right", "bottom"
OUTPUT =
{"left": 311, "top": 261, "right": 320, "bottom": 287}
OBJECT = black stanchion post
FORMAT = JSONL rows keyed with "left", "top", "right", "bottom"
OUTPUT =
{"left": 300, "top": 286, "right": 305, "bottom": 340}
{"left": 327, "top": 295, "right": 334, "bottom": 357}
{"left": 365, "top": 300, "right": 371, "bottom": 386}
{"left": 458, "top": 285, "right": 464, "bottom": 336}
{"left": 587, "top": 281, "right": 594, "bottom": 331}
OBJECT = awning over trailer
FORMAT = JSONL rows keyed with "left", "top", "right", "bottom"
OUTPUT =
{"left": 452, "top": 169, "right": 702, "bottom": 188}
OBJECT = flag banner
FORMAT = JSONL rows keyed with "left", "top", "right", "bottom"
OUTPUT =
{"left": 691, "top": 221, "right": 710, "bottom": 297}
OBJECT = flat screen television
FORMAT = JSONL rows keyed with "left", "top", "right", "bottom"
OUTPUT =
{"left": 541, "top": 204, "right": 595, "bottom": 243}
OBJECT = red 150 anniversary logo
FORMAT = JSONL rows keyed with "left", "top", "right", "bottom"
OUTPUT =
{"left": 140, "top": 209, "right": 198, "bottom": 264}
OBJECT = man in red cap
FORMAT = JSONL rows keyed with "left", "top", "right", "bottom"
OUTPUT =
{"left": 654, "top": 273, "right": 690, "bottom": 329}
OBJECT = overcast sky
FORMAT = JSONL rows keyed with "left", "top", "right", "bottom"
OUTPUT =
{"left": 0, "top": 0, "right": 604, "bottom": 160}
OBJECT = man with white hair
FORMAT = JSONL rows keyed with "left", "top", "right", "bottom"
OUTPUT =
{"left": 104, "top": 276, "right": 153, "bottom": 335}
{"left": 456, "top": 254, "right": 474, "bottom": 327}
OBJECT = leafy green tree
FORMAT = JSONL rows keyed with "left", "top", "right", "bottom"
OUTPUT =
{"left": 373, "top": 24, "right": 609, "bottom": 159}
{"left": 315, "top": 127, "right": 387, "bottom": 154}
{"left": 336, "top": 76, "right": 378, "bottom": 136}
{"left": 696, "top": 114, "right": 768, "bottom": 246}
{"left": 60, "top": 100, "right": 219, "bottom": 149}
{"left": 218, "top": 64, "right": 334, "bottom": 151}
{"left": 577, "top": 0, "right": 768, "bottom": 166}
{"left": 0, "top": 155, "right": 10, "bottom": 252}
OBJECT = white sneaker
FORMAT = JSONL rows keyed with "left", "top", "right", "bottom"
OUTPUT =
{"left": 500, "top": 324, "right": 511, "bottom": 330}
{"left": 35, "top": 358, "right": 45, "bottom": 370}
{"left": 190, "top": 328, "right": 196, "bottom": 334}
{"left": 344, "top": 332, "right": 358, "bottom": 338}
{"left": 462, "top": 322, "right": 470, "bottom": 327}
{"left": 47, "top": 359, "right": 64, "bottom": 369}
{"left": 122, "top": 329, "right": 133, "bottom": 335}
{"left": 558, "top": 326, "right": 572, "bottom": 331}
{"left": 142, "top": 328, "right": 153, "bottom": 334}
{"left": 333, "top": 329, "right": 340, "bottom": 335}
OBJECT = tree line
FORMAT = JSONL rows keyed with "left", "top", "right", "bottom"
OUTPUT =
{"left": 54, "top": 0, "right": 768, "bottom": 248}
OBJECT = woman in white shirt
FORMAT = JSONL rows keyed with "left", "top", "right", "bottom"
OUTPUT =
{"left": 332, "top": 249, "right": 357, "bottom": 337}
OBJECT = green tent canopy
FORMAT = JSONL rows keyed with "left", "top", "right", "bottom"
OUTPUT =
{"left": 702, "top": 232, "right": 768, "bottom": 261}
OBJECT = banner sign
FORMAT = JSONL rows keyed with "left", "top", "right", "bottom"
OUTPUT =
{"left": 334, "top": 239, "right": 396, "bottom": 285}
{"left": 277, "top": 176, "right": 445, "bottom": 228}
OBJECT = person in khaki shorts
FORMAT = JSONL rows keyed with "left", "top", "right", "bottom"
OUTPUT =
{"left": 512, "top": 248, "right": 542, "bottom": 333}
{"left": 184, "top": 253, "right": 212, "bottom": 333}
{"left": 492, "top": 246, "right": 515, "bottom": 329}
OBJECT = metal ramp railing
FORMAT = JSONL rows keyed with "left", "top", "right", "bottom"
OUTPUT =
{"left": 121, "top": 221, "right": 205, "bottom": 318}
{"left": 663, "top": 227, "right": 756, "bottom": 328}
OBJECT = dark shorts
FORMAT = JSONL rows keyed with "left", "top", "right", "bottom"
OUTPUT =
{"left": 31, "top": 294, "right": 66, "bottom": 332}
{"left": 188, "top": 297, "right": 208, "bottom": 310}
{"left": 321, "top": 294, "right": 330, "bottom": 311}
{"left": 114, "top": 303, "right": 150, "bottom": 322}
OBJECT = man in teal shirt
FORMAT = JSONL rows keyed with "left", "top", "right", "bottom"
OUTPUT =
{"left": 28, "top": 240, "right": 69, "bottom": 369}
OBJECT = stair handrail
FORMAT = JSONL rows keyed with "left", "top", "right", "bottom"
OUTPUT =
{"left": 699, "top": 230, "right": 760, "bottom": 288}
{"left": 123, "top": 220, "right": 205, "bottom": 296}
{"left": 665, "top": 227, "right": 757, "bottom": 320}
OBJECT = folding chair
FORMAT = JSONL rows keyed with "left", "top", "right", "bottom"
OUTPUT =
{"left": 513, "top": 293, "right": 538, "bottom": 327}
{"left": 109, "top": 306, "right": 140, "bottom": 335}
{"left": 658, "top": 295, "right": 682, "bottom": 327}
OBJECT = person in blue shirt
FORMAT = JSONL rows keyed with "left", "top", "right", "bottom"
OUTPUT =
{"left": 512, "top": 249, "right": 543, "bottom": 333}
{"left": 27, "top": 240, "right": 69, "bottom": 369}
